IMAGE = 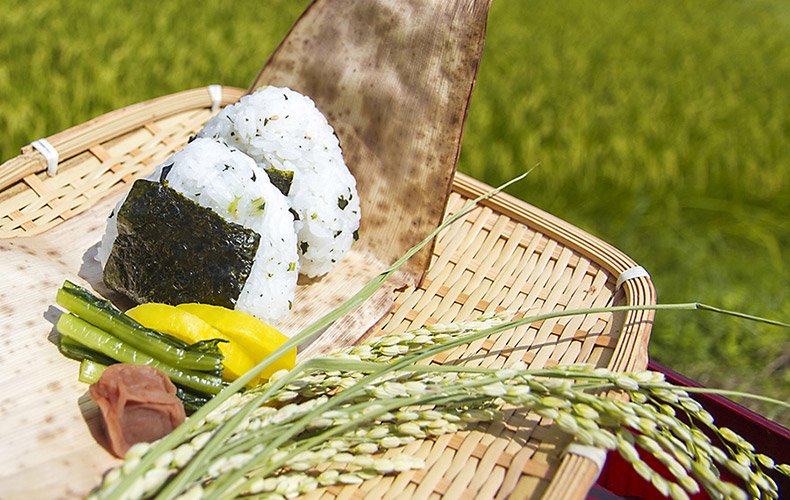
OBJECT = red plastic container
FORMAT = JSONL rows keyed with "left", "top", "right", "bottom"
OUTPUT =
{"left": 596, "top": 360, "right": 789, "bottom": 498}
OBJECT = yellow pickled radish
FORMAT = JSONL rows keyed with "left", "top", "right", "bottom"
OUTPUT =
{"left": 176, "top": 303, "right": 295, "bottom": 380}
{"left": 124, "top": 303, "right": 255, "bottom": 382}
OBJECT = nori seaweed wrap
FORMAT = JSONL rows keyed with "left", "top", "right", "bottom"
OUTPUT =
{"left": 103, "top": 180, "right": 260, "bottom": 308}
{"left": 98, "top": 139, "right": 300, "bottom": 325}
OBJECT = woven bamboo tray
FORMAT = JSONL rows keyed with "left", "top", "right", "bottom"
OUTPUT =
{"left": 0, "top": 1, "right": 656, "bottom": 498}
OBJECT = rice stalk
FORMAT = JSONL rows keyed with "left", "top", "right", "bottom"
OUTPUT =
{"left": 93, "top": 171, "right": 532, "bottom": 498}
{"left": 87, "top": 173, "right": 788, "bottom": 499}
{"left": 89, "top": 310, "right": 789, "bottom": 500}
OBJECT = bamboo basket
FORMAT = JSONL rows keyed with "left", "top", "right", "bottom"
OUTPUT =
{"left": 0, "top": 1, "right": 656, "bottom": 498}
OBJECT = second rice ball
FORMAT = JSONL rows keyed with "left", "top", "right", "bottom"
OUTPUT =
{"left": 198, "top": 86, "right": 361, "bottom": 278}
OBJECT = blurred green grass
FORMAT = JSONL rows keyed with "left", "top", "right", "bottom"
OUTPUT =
{"left": 1, "top": 1, "right": 787, "bottom": 421}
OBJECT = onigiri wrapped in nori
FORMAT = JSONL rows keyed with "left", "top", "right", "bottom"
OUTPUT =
{"left": 198, "top": 85, "right": 361, "bottom": 278}
{"left": 98, "top": 138, "right": 299, "bottom": 325}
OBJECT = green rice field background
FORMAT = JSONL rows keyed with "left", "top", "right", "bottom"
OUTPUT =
{"left": 1, "top": 1, "right": 787, "bottom": 422}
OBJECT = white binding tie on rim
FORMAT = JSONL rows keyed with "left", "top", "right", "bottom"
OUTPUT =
{"left": 616, "top": 265, "right": 650, "bottom": 290}
{"left": 566, "top": 443, "right": 607, "bottom": 479}
{"left": 208, "top": 85, "right": 223, "bottom": 113}
{"left": 30, "top": 138, "right": 59, "bottom": 177}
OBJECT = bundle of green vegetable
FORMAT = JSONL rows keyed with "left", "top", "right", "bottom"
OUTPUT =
{"left": 56, "top": 280, "right": 228, "bottom": 411}
{"left": 81, "top": 174, "right": 788, "bottom": 500}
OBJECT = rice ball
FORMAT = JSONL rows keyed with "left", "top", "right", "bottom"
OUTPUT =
{"left": 98, "top": 138, "right": 298, "bottom": 325}
{"left": 198, "top": 86, "right": 360, "bottom": 278}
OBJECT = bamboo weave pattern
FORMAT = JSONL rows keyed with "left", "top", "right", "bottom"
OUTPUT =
{"left": 0, "top": 89, "right": 655, "bottom": 499}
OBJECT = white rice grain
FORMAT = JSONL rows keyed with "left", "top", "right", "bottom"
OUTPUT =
{"left": 198, "top": 86, "right": 360, "bottom": 278}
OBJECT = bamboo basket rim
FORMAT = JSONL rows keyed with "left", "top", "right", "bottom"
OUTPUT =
{"left": 0, "top": 82, "right": 656, "bottom": 291}
{"left": 0, "top": 86, "right": 246, "bottom": 195}
{"left": 0, "top": 85, "right": 656, "bottom": 499}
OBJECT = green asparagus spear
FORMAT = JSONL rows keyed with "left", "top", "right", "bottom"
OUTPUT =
{"left": 59, "top": 335, "right": 117, "bottom": 366}
{"left": 57, "top": 313, "right": 225, "bottom": 395}
{"left": 57, "top": 281, "right": 222, "bottom": 371}
{"left": 78, "top": 359, "right": 107, "bottom": 384}
{"left": 175, "top": 386, "right": 211, "bottom": 414}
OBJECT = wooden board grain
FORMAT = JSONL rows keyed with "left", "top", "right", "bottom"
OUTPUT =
{"left": 0, "top": 195, "right": 121, "bottom": 498}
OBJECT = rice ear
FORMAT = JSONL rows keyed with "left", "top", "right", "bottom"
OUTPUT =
{"left": 251, "top": 0, "right": 492, "bottom": 353}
